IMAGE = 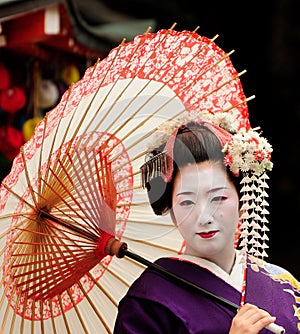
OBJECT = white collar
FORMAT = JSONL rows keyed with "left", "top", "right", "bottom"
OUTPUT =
{"left": 176, "top": 250, "right": 245, "bottom": 292}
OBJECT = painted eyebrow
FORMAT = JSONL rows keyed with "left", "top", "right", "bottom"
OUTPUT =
{"left": 175, "top": 186, "right": 229, "bottom": 197}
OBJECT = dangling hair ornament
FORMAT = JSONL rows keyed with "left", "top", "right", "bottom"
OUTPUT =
{"left": 222, "top": 125, "right": 273, "bottom": 263}
{"left": 141, "top": 151, "right": 167, "bottom": 188}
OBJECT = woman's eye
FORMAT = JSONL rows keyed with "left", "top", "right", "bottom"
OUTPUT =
{"left": 212, "top": 196, "right": 226, "bottom": 202}
{"left": 179, "top": 199, "right": 194, "bottom": 206}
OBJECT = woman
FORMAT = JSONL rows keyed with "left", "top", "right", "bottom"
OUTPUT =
{"left": 113, "top": 118, "right": 300, "bottom": 333}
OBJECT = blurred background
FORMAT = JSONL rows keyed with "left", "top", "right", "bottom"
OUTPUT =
{"left": 0, "top": 0, "right": 299, "bottom": 277}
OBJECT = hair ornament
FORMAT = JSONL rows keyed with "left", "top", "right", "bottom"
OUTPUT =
{"left": 141, "top": 151, "right": 167, "bottom": 188}
{"left": 223, "top": 126, "right": 273, "bottom": 176}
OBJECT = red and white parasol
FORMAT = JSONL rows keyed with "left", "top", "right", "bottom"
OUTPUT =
{"left": 0, "top": 25, "right": 250, "bottom": 333}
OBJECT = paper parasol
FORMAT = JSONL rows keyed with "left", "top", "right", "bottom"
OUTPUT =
{"left": 0, "top": 25, "right": 253, "bottom": 333}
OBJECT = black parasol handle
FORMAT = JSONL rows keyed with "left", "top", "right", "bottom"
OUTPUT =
{"left": 115, "top": 242, "right": 285, "bottom": 334}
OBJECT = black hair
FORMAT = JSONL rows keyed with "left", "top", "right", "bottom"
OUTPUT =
{"left": 145, "top": 121, "right": 241, "bottom": 215}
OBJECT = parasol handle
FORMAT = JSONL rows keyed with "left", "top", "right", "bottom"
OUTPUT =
{"left": 105, "top": 238, "right": 285, "bottom": 334}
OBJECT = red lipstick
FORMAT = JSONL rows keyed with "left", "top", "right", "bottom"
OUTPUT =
{"left": 198, "top": 231, "right": 217, "bottom": 239}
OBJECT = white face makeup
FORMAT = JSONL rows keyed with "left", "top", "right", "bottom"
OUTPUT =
{"left": 171, "top": 161, "right": 240, "bottom": 268}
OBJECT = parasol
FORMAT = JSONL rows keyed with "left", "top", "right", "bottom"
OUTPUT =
{"left": 0, "top": 24, "right": 273, "bottom": 334}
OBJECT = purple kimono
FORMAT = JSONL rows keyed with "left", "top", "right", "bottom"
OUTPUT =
{"left": 113, "top": 257, "right": 300, "bottom": 333}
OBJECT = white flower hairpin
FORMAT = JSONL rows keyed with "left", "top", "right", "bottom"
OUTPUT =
{"left": 223, "top": 127, "right": 273, "bottom": 176}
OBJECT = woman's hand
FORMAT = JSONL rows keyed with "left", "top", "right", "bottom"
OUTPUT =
{"left": 229, "top": 303, "right": 276, "bottom": 334}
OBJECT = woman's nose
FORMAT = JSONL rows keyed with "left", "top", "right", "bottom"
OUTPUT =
{"left": 195, "top": 203, "right": 214, "bottom": 225}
